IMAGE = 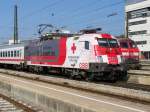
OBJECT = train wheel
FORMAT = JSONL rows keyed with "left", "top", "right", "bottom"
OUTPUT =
{"left": 69, "top": 69, "right": 84, "bottom": 80}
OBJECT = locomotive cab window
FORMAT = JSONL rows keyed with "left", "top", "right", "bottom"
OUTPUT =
{"left": 98, "top": 38, "right": 109, "bottom": 47}
{"left": 109, "top": 39, "right": 119, "bottom": 48}
{"left": 97, "top": 38, "right": 119, "bottom": 48}
{"left": 85, "top": 41, "right": 89, "bottom": 50}
{"left": 129, "top": 41, "right": 137, "bottom": 48}
{"left": 120, "top": 42, "right": 129, "bottom": 48}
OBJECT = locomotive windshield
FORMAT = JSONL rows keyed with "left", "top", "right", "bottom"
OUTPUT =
{"left": 120, "top": 40, "right": 137, "bottom": 48}
{"left": 129, "top": 41, "right": 137, "bottom": 48}
{"left": 98, "top": 38, "right": 119, "bottom": 48}
{"left": 120, "top": 42, "right": 129, "bottom": 48}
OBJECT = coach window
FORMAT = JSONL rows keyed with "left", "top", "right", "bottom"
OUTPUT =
{"left": 17, "top": 51, "right": 19, "bottom": 57}
{"left": 11, "top": 51, "right": 13, "bottom": 57}
{"left": 2, "top": 51, "right": 4, "bottom": 57}
{"left": 5, "top": 51, "right": 7, "bottom": 57}
{"left": 3, "top": 52, "right": 4, "bottom": 57}
{"left": 20, "top": 50, "right": 22, "bottom": 57}
{"left": 8, "top": 51, "right": 10, "bottom": 57}
{"left": 6, "top": 51, "right": 7, "bottom": 57}
{"left": 4, "top": 51, "right": 6, "bottom": 57}
{"left": 14, "top": 51, "right": 17, "bottom": 57}
{"left": 7, "top": 51, "right": 8, "bottom": 57}
{"left": 0, "top": 52, "right": 1, "bottom": 57}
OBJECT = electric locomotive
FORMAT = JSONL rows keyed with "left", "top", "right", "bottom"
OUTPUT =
{"left": 24, "top": 28, "right": 127, "bottom": 81}
{"left": 119, "top": 38, "right": 141, "bottom": 69}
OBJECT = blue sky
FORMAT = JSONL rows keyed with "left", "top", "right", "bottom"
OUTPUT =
{"left": 0, "top": 0, "right": 125, "bottom": 43}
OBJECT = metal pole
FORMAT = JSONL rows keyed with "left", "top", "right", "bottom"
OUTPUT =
{"left": 125, "top": 12, "right": 129, "bottom": 38}
{"left": 14, "top": 5, "right": 18, "bottom": 44}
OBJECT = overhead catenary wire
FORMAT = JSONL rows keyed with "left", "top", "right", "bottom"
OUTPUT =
{"left": 21, "top": 0, "right": 66, "bottom": 21}
{"left": 53, "top": 0, "right": 102, "bottom": 18}
{"left": 56, "top": 1, "right": 124, "bottom": 28}
{"left": 54, "top": 0, "right": 124, "bottom": 23}
{"left": 14, "top": 0, "right": 124, "bottom": 40}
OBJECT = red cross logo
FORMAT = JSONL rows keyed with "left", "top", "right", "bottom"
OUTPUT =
{"left": 71, "top": 43, "right": 76, "bottom": 54}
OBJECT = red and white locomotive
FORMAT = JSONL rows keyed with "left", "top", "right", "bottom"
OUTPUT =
{"left": 0, "top": 29, "right": 127, "bottom": 81}
{"left": 119, "top": 38, "right": 141, "bottom": 69}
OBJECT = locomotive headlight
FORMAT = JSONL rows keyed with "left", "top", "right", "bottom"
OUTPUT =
{"left": 97, "top": 56, "right": 103, "bottom": 63}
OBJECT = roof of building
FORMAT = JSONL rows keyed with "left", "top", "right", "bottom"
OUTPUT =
{"left": 125, "top": 0, "right": 150, "bottom": 12}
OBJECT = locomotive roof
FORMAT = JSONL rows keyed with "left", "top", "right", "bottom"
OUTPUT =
{"left": 118, "top": 38, "right": 134, "bottom": 42}
{"left": 40, "top": 32, "right": 81, "bottom": 40}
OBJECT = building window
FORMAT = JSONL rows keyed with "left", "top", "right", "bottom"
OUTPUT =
{"left": 128, "top": 7, "right": 150, "bottom": 19}
{"left": 135, "top": 41, "right": 147, "bottom": 45}
{"left": 128, "top": 30, "right": 147, "bottom": 36}
{"left": 129, "top": 20, "right": 146, "bottom": 26}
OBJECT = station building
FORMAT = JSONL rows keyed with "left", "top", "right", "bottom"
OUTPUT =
{"left": 125, "top": 0, "right": 150, "bottom": 60}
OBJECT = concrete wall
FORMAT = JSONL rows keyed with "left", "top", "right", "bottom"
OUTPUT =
{"left": 0, "top": 81, "right": 95, "bottom": 112}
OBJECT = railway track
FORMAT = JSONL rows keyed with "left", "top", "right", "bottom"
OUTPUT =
{"left": 140, "top": 64, "right": 150, "bottom": 71}
{"left": 0, "top": 68, "right": 149, "bottom": 92}
{"left": 0, "top": 71, "right": 149, "bottom": 112}
{"left": 0, "top": 93, "right": 43, "bottom": 112}
{"left": 140, "top": 60, "right": 150, "bottom": 70}
{"left": 0, "top": 68, "right": 149, "bottom": 106}
{"left": 0, "top": 97, "right": 24, "bottom": 112}
{"left": 127, "top": 60, "right": 150, "bottom": 86}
